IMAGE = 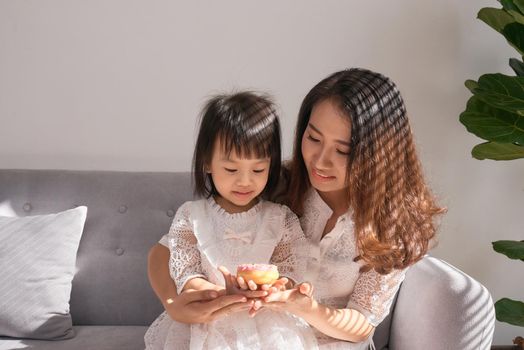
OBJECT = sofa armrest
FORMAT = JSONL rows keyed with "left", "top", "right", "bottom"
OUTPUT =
{"left": 389, "top": 256, "right": 495, "bottom": 350}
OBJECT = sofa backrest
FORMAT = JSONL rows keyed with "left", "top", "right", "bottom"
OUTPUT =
{"left": 0, "top": 169, "right": 193, "bottom": 326}
{"left": 0, "top": 169, "right": 399, "bottom": 349}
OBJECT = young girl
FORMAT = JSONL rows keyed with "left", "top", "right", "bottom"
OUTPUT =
{"left": 144, "top": 91, "right": 318, "bottom": 350}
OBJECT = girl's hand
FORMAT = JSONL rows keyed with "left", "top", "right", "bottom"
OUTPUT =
{"left": 234, "top": 274, "right": 289, "bottom": 293}
{"left": 247, "top": 277, "right": 289, "bottom": 316}
{"left": 217, "top": 266, "right": 268, "bottom": 299}
{"left": 260, "top": 277, "right": 289, "bottom": 294}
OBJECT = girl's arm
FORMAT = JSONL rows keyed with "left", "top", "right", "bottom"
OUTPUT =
{"left": 166, "top": 203, "right": 210, "bottom": 294}
{"left": 262, "top": 283, "right": 374, "bottom": 343}
{"left": 268, "top": 206, "right": 309, "bottom": 286}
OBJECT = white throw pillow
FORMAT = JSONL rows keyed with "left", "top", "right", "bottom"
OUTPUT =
{"left": 0, "top": 207, "right": 87, "bottom": 340}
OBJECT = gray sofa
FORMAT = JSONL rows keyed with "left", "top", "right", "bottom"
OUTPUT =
{"left": 0, "top": 169, "right": 495, "bottom": 350}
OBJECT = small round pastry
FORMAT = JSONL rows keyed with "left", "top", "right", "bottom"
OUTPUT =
{"left": 237, "top": 264, "right": 279, "bottom": 285}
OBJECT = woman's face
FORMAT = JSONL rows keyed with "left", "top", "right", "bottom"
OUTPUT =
{"left": 301, "top": 99, "right": 351, "bottom": 194}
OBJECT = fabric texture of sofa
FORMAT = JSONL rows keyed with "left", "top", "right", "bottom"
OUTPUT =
{"left": 0, "top": 169, "right": 496, "bottom": 350}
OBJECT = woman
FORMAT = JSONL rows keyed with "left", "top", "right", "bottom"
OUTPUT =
{"left": 147, "top": 68, "right": 444, "bottom": 349}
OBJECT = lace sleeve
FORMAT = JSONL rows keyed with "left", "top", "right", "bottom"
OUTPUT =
{"left": 167, "top": 202, "right": 206, "bottom": 291}
{"left": 346, "top": 267, "right": 407, "bottom": 327}
{"left": 269, "top": 205, "right": 308, "bottom": 284}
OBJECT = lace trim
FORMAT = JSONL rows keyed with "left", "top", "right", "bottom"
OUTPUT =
{"left": 207, "top": 196, "right": 263, "bottom": 219}
{"left": 347, "top": 267, "right": 407, "bottom": 326}
{"left": 167, "top": 202, "right": 206, "bottom": 291}
{"left": 269, "top": 205, "right": 308, "bottom": 283}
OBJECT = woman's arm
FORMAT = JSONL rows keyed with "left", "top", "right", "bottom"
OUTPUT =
{"left": 147, "top": 243, "right": 222, "bottom": 305}
{"left": 299, "top": 300, "right": 374, "bottom": 342}
{"left": 262, "top": 283, "right": 374, "bottom": 343}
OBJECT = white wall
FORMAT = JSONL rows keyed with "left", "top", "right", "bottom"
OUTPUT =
{"left": 1, "top": 0, "right": 523, "bottom": 344}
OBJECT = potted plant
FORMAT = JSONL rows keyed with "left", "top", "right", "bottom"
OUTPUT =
{"left": 460, "top": 1, "right": 524, "bottom": 348}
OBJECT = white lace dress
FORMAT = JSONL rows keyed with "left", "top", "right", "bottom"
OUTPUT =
{"left": 144, "top": 197, "right": 318, "bottom": 350}
{"left": 300, "top": 189, "right": 408, "bottom": 350}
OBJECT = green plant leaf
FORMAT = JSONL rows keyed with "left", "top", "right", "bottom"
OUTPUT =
{"left": 468, "top": 74, "right": 524, "bottom": 115}
{"left": 510, "top": 57, "right": 524, "bottom": 75}
{"left": 472, "top": 141, "right": 524, "bottom": 160}
{"left": 460, "top": 97, "right": 524, "bottom": 144}
{"left": 502, "top": 22, "right": 524, "bottom": 55}
{"left": 514, "top": 0, "right": 524, "bottom": 14}
{"left": 464, "top": 79, "right": 479, "bottom": 93}
{"left": 501, "top": 0, "right": 520, "bottom": 13}
{"left": 495, "top": 298, "right": 524, "bottom": 326}
{"left": 465, "top": 80, "right": 479, "bottom": 93}
{"left": 479, "top": 7, "right": 516, "bottom": 33}
{"left": 509, "top": 9, "right": 524, "bottom": 24}
{"left": 492, "top": 240, "right": 524, "bottom": 259}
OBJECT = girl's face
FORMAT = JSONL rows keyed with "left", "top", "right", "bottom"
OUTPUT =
{"left": 207, "top": 138, "right": 270, "bottom": 213}
{"left": 301, "top": 98, "right": 351, "bottom": 195}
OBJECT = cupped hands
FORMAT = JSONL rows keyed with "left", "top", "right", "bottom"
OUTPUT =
{"left": 164, "top": 287, "right": 253, "bottom": 324}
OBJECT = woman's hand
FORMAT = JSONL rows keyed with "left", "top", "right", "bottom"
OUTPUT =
{"left": 264, "top": 283, "right": 375, "bottom": 342}
{"left": 164, "top": 288, "right": 254, "bottom": 324}
{"left": 255, "top": 282, "right": 316, "bottom": 316}
{"left": 148, "top": 244, "right": 255, "bottom": 324}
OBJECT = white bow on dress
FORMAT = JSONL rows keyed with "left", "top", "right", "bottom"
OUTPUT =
{"left": 223, "top": 228, "right": 253, "bottom": 244}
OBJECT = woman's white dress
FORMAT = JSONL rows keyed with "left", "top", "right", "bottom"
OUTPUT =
{"left": 144, "top": 197, "right": 318, "bottom": 350}
{"left": 300, "top": 189, "right": 407, "bottom": 349}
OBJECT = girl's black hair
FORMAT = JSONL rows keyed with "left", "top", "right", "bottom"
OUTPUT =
{"left": 192, "top": 91, "right": 281, "bottom": 199}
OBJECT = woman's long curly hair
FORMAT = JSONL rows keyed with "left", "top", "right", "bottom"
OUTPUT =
{"left": 286, "top": 68, "right": 446, "bottom": 274}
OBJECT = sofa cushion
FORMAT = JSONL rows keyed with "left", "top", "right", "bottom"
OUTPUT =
{"left": 0, "top": 207, "right": 87, "bottom": 340}
{"left": 388, "top": 256, "right": 495, "bottom": 350}
{"left": 0, "top": 325, "right": 147, "bottom": 350}
{"left": 0, "top": 170, "right": 194, "bottom": 326}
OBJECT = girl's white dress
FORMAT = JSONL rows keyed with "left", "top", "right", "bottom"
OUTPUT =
{"left": 147, "top": 189, "right": 409, "bottom": 350}
{"left": 144, "top": 197, "right": 318, "bottom": 350}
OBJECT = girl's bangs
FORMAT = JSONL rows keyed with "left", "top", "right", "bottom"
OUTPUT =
{"left": 219, "top": 125, "right": 274, "bottom": 160}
